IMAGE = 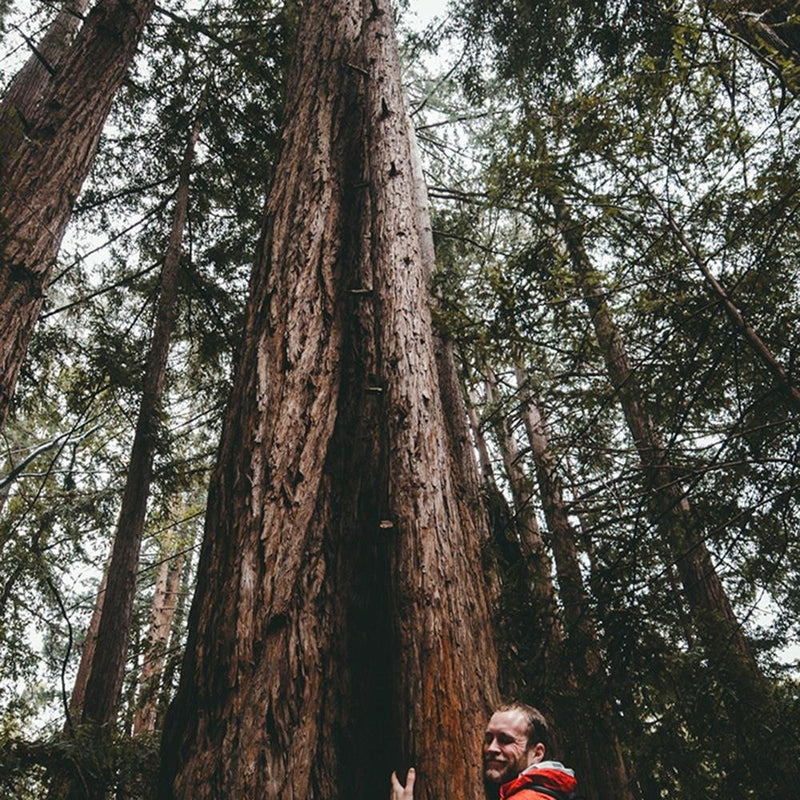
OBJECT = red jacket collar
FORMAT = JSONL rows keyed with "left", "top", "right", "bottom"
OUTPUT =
{"left": 499, "top": 765, "right": 578, "bottom": 799}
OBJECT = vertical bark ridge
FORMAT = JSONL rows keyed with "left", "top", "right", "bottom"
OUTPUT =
{"left": 1, "top": 0, "right": 91, "bottom": 124}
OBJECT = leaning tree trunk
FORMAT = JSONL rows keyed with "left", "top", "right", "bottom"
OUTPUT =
{"left": 465, "top": 386, "right": 558, "bottom": 724}
{"left": 155, "top": 538, "right": 194, "bottom": 730}
{"left": 1, "top": 0, "right": 90, "bottom": 123}
{"left": 78, "top": 109, "right": 200, "bottom": 739}
{"left": 545, "top": 184, "right": 774, "bottom": 737}
{"left": 54, "top": 100, "right": 200, "bottom": 800}
{"left": 66, "top": 563, "right": 107, "bottom": 724}
{"left": 0, "top": 0, "right": 156, "bottom": 431}
{"left": 160, "top": 2, "right": 500, "bottom": 799}
{"left": 514, "top": 366, "right": 638, "bottom": 800}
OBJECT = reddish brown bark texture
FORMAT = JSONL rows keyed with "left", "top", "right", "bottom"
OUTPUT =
{"left": 0, "top": 0, "right": 155, "bottom": 430}
{"left": 1, "top": 0, "right": 91, "bottom": 122}
{"left": 160, "top": 2, "right": 500, "bottom": 798}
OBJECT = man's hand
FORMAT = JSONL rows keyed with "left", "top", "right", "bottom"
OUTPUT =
{"left": 390, "top": 767, "right": 415, "bottom": 800}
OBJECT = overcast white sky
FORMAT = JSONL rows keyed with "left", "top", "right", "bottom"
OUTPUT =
{"left": 407, "top": 0, "right": 451, "bottom": 28}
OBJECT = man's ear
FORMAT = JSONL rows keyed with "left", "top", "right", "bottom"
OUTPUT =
{"left": 527, "top": 742, "right": 546, "bottom": 766}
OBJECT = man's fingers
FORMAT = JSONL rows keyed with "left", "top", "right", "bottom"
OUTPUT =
{"left": 389, "top": 767, "right": 416, "bottom": 800}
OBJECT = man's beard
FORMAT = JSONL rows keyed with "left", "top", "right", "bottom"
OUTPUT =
{"left": 483, "top": 777, "right": 501, "bottom": 800}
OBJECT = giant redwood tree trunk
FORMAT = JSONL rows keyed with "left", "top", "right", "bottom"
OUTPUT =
{"left": 0, "top": 0, "right": 156, "bottom": 431}
{"left": 160, "top": 2, "right": 500, "bottom": 798}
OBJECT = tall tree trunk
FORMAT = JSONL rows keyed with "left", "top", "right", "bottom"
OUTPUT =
{"left": 483, "top": 371, "right": 563, "bottom": 692}
{"left": 1, "top": 0, "right": 91, "bottom": 123}
{"left": 76, "top": 111, "right": 200, "bottom": 745}
{"left": 545, "top": 183, "right": 774, "bottom": 741}
{"left": 160, "top": 2, "right": 500, "bottom": 798}
{"left": 0, "top": 0, "right": 156, "bottom": 431}
{"left": 155, "top": 543, "right": 193, "bottom": 730}
{"left": 133, "top": 551, "right": 183, "bottom": 735}
{"left": 466, "top": 387, "right": 552, "bottom": 708}
{"left": 68, "top": 564, "right": 107, "bottom": 724}
{"left": 45, "top": 561, "right": 107, "bottom": 800}
{"left": 514, "top": 367, "right": 638, "bottom": 800}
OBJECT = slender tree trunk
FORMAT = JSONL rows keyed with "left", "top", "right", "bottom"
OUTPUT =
{"left": 160, "top": 3, "right": 500, "bottom": 798}
{"left": 155, "top": 544, "right": 193, "bottom": 730}
{"left": 77, "top": 111, "right": 200, "bottom": 746}
{"left": 45, "top": 561, "right": 107, "bottom": 800}
{"left": 68, "top": 564, "right": 108, "bottom": 723}
{"left": 546, "top": 183, "right": 772, "bottom": 732}
{"left": 120, "top": 622, "right": 142, "bottom": 737}
{"left": 0, "top": 0, "right": 156, "bottom": 431}
{"left": 514, "top": 367, "right": 638, "bottom": 800}
{"left": 1, "top": 0, "right": 91, "bottom": 123}
{"left": 465, "top": 387, "right": 545, "bottom": 703}
{"left": 133, "top": 551, "right": 183, "bottom": 735}
{"left": 483, "top": 371, "right": 563, "bottom": 691}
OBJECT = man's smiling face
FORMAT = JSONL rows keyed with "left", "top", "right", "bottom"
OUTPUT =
{"left": 482, "top": 709, "right": 544, "bottom": 786}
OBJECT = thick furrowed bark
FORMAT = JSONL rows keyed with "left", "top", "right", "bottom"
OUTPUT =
{"left": 161, "top": 2, "right": 499, "bottom": 798}
{"left": 0, "top": 0, "right": 155, "bottom": 431}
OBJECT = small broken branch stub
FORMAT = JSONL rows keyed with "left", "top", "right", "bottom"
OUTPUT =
{"left": 345, "top": 61, "right": 369, "bottom": 77}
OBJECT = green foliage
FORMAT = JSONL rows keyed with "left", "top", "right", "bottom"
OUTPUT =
{"left": 0, "top": 727, "right": 159, "bottom": 799}
{"left": 428, "top": 0, "right": 800, "bottom": 794}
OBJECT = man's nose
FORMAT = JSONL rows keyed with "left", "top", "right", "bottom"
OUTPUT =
{"left": 485, "top": 737, "right": 500, "bottom": 753}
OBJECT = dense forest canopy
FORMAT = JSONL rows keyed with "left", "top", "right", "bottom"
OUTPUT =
{"left": 1, "top": 0, "right": 798, "bottom": 797}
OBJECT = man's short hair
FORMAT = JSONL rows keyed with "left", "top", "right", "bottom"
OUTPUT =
{"left": 496, "top": 701, "right": 549, "bottom": 751}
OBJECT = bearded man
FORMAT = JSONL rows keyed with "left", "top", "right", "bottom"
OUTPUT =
{"left": 391, "top": 702, "right": 578, "bottom": 800}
